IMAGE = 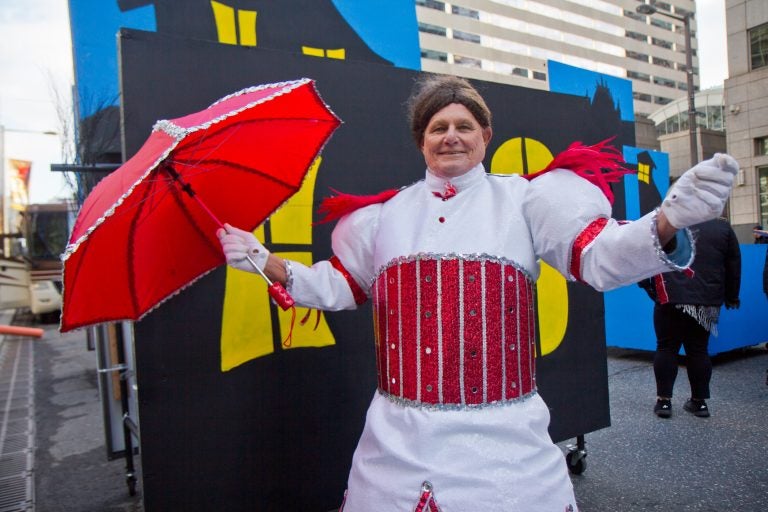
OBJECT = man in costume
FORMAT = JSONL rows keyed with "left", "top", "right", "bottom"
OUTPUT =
{"left": 218, "top": 75, "right": 737, "bottom": 511}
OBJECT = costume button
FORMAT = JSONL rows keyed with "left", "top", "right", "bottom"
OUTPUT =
{"left": 470, "top": 349, "right": 477, "bottom": 358}
{"left": 424, "top": 311, "right": 432, "bottom": 318}
{"left": 391, "top": 378, "right": 396, "bottom": 384}
{"left": 438, "top": 216, "right": 445, "bottom": 223}
{"left": 426, "top": 384, "right": 433, "bottom": 392}
{"left": 469, "top": 309, "right": 477, "bottom": 316}
{"left": 509, "top": 343, "right": 516, "bottom": 351}
{"left": 471, "top": 386, "right": 478, "bottom": 394}
{"left": 425, "top": 347, "right": 432, "bottom": 355}
{"left": 425, "top": 275, "right": 432, "bottom": 283}
{"left": 390, "top": 343, "right": 396, "bottom": 350}
{"left": 467, "top": 275, "right": 475, "bottom": 283}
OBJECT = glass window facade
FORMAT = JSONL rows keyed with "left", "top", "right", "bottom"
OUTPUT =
{"left": 760, "top": 167, "right": 768, "bottom": 227}
{"left": 750, "top": 23, "right": 768, "bottom": 70}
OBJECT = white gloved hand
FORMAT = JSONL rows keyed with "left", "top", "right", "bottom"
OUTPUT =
{"left": 660, "top": 153, "right": 738, "bottom": 229}
{"left": 216, "top": 223, "right": 269, "bottom": 273}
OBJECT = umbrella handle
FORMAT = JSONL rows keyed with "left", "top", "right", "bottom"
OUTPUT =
{"left": 245, "top": 253, "right": 296, "bottom": 311}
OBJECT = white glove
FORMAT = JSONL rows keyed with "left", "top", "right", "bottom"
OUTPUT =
{"left": 216, "top": 223, "right": 268, "bottom": 273}
{"left": 660, "top": 153, "right": 738, "bottom": 229}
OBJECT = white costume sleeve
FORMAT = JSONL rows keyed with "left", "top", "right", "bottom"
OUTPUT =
{"left": 286, "top": 204, "right": 380, "bottom": 310}
{"left": 524, "top": 169, "right": 693, "bottom": 291}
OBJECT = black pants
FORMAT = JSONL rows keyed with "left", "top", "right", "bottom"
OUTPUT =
{"left": 653, "top": 303, "right": 712, "bottom": 399}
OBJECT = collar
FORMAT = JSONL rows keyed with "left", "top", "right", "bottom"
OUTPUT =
{"left": 425, "top": 163, "right": 485, "bottom": 199}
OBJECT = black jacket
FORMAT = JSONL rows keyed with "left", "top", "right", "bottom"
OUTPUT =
{"left": 640, "top": 218, "right": 741, "bottom": 307}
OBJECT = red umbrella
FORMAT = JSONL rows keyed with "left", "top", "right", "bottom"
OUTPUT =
{"left": 61, "top": 78, "right": 341, "bottom": 332}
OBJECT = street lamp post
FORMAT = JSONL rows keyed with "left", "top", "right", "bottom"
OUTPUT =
{"left": 636, "top": 3, "right": 698, "bottom": 168}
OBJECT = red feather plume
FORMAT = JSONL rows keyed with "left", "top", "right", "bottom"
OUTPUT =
{"left": 315, "top": 187, "right": 401, "bottom": 225}
{"left": 523, "top": 137, "right": 634, "bottom": 204}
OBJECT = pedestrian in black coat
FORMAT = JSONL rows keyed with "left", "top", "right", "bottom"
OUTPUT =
{"left": 639, "top": 217, "right": 741, "bottom": 418}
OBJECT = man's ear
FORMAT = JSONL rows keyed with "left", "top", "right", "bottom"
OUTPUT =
{"left": 483, "top": 126, "right": 493, "bottom": 146}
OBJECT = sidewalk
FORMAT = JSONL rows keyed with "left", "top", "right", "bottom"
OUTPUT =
{"left": 1, "top": 309, "right": 766, "bottom": 511}
{"left": 0, "top": 310, "right": 142, "bottom": 512}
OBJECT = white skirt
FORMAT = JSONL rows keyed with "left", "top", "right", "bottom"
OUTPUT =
{"left": 341, "top": 392, "right": 577, "bottom": 511}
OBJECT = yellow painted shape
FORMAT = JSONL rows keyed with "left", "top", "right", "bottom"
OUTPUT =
{"left": 238, "top": 10, "right": 257, "bottom": 46}
{"left": 326, "top": 48, "right": 346, "bottom": 60}
{"left": 489, "top": 137, "right": 568, "bottom": 356}
{"left": 638, "top": 162, "right": 650, "bottom": 184}
{"left": 274, "top": 252, "right": 336, "bottom": 350}
{"left": 490, "top": 137, "right": 554, "bottom": 175}
{"left": 302, "top": 46, "right": 325, "bottom": 58}
{"left": 211, "top": 1, "right": 238, "bottom": 45}
{"left": 270, "top": 157, "right": 321, "bottom": 245}
{"left": 220, "top": 265, "right": 274, "bottom": 371}
{"left": 535, "top": 261, "right": 569, "bottom": 356}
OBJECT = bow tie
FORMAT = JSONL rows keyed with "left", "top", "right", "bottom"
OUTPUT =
{"left": 432, "top": 182, "right": 457, "bottom": 201}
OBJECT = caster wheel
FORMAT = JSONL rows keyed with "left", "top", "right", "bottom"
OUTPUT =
{"left": 566, "top": 450, "right": 587, "bottom": 475}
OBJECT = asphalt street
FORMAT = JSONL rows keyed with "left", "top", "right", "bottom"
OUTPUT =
{"left": 1, "top": 311, "right": 766, "bottom": 511}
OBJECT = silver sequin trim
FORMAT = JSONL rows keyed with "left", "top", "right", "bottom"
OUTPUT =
{"left": 378, "top": 387, "right": 538, "bottom": 411}
{"left": 651, "top": 208, "right": 695, "bottom": 271}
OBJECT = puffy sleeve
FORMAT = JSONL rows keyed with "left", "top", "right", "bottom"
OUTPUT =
{"left": 285, "top": 204, "right": 380, "bottom": 310}
{"left": 523, "top": 169, "right": 694, "bottom": 291}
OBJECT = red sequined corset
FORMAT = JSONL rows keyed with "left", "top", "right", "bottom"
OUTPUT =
{"left": 372, "top": 255, "right": 537, "bottom": 408}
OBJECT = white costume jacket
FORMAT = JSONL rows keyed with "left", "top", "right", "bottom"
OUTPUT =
{"left": 286, "top": 164, "right": 692, "bottom": 511}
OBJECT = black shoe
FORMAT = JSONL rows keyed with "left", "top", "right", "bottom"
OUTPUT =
{"left": 654, "top": 398, "right": 672, "bottom": 418}
{"left": 683, "top": 398, "right": 710, "bottom": 417}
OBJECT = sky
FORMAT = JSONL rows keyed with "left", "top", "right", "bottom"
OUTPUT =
{"left": 0, "top": 0, "right": 729, "bottom": 204}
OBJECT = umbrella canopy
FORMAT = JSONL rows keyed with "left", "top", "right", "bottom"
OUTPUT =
{"left": 61, "top": 78, "right": 341, "bottom": 332}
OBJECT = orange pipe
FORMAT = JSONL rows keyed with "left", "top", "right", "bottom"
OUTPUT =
{"left": 0, "top": 325, "right": 44, "bottom": 338}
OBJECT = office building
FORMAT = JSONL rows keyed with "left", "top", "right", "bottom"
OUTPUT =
{"left": 724, "top": 0, "right": 768, "bottom": 236}
{"left": 415, "top": 0, "right": 699, "bottom": 124}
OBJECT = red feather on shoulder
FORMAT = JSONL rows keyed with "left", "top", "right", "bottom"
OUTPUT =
{"left": 315, "top": 188, "right": 400, "bottom": 225}
{"left": 523, "top": 137, "right": 634, "bottom": 204}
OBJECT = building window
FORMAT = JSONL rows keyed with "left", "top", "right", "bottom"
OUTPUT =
{"left": 665, "top": 114, "right": 681, "bottom": 133}
{"left": 707, "top": 106, "right": 724, "bottom": 131}
{"left": 454, "top": 55, "right": 482, "bottom": 69}
{"left": 653, "top": 76, "right": 676, "bottom": 88}
{"left": 624, "top": 9, "right": 644, "bottom": 21}
{"left": 627, "top": 70, "right": 651, "bottom": 82}
{"left": 627, "top": 50, "right": 649, "bottom": 62}
{"left": 759, "top": 166, "right": 768, "bottom": 226}
{"left": 533, "top": 71, "right": 546, "bottom": 81}
{"left": 651, "top": 18, "right": 672, "bottom": 31}
{"left": 452, "top": 5, "right": 479, "bottom": 19}
{"left": 652, "top": 56, "right": 674, "bottom": 68}
{"left": 453, "top": 30, "right": 481, "bottom": 43}
{"left": 421, "top": 49, "right": 448, "bottom": 62}
{"left": 416, "top": 0, "right": 445, "bottom": 11}
{"left": 626, "top": 31, "right": 648, "bottom": 42}
{"left": 654, "top": 96, "right": 673, "bottom": 105}
{"left": 756, "top": 137, "right": 768, "bottom": 156}
{"left": 418, "top": 22, "right": 446, "bottom": 37}
{"left": 750, "top": 23, "right": 768, "bottom": 70}
{"left": 512, "top": 67, "right": 529, "bottom": 78}
{"left": 652, "top": 37, "right": 673, "bottom": 50}
{"left": 633, "top": 91, "right": 652, "bottom": 102}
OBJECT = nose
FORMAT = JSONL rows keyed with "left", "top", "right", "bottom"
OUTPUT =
{"left": 443, "top": 126, "right": 459, "bottom": 144}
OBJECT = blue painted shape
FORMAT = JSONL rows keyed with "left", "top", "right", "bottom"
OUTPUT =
{"left": 331, "top": 0, "right": 421, "bottom": 70}
{"left": 68, "top": 0, "right": 155, "bottom": 116}
{"left": 605, "top": 244, "right": 768, "bottom": 355}
{"left": 548, "top": 60, "right": 634, "bottom": 122}
{"left": 68, "top": 1, "right": 420, "bottom": 118}
{"left": 604, "top": 284, "right": 658, "bottom": 352}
